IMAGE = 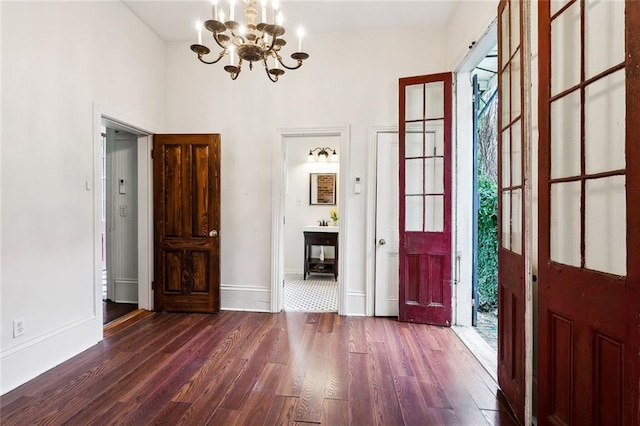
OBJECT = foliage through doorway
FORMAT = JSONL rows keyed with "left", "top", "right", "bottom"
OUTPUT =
{"left": 477, "top": 89, "right": 498, "bottom": 312}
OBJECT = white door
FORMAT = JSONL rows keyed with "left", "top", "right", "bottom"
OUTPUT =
{"left": 375, "top": 131, "right": 400, "bottom": 316}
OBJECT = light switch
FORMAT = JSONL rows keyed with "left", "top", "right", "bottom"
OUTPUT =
{"left": 119, "top": 205, "right": 127, "bottom": 217}
{"left": 119, "top": 179, "right": 126, "bottom": 194}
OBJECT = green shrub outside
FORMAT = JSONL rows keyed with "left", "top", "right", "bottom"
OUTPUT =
{"left": 477, "top": 174, "right": 498, "bottom": 312}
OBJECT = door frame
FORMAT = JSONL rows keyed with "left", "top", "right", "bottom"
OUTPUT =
{"left": 271, "top": 125, "right": 350, "bottom": 314}
{"left": 93, "top": 102, "right": 159, "bottom": 328}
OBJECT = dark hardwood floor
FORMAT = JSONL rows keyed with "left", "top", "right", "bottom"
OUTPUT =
{"left": 103, "top": 300, "right": 138, "bottom": 324}
{"left": 0, "top": 312, "right": 518, "bottom": 425}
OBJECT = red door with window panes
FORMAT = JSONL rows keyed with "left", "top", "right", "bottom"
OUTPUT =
{"left": 537, "top": 1, "right": 640, "bottom": 423}
{"left": 497, "top": 0, "right": 526, "bottom": 423}
{"left": 398, "top": 73, "right": 452, "bottom": 327}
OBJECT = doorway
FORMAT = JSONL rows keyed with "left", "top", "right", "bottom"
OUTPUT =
{"left": 447, "top": 22, "right": 500, "bottom": 382}
{"left": 471, "top": 47, "right": 499, "bottom": 351}
{"left": 94, "top": 106, "right": 155, "bottom": 331}
{"left": 102, "top": 126, "right": 139, "bottom": 324}
{"left": 283, "top": 135, "right": 340, "bottom": 312}
{"left": 271, "top": 126, "right": 349, "bottom": 314}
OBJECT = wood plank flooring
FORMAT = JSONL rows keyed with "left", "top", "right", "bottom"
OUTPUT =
{"left": 0, "top": 312, "right": 518, "bottom": 425}
{"left": 103, "top": 300, "right": 138, "bottom": 324}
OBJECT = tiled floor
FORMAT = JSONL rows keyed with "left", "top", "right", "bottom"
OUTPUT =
{"left": 284, "top": 272, "right": 337, "bottom": 312}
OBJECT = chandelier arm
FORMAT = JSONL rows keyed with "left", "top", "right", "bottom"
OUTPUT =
{"left": 212, "top": 32, "right": 229, "bottom": 50}
{"left": 263, "top": 58, "right": 279, "bottom": 83}
{"left": 197, "top": 51, "right": 226, "bottom": 65}
{"left": 266, "top": 70, "right": 278, "bottom": 83}
{"left": 277, "top": 55, "right": 303, "bottom": 71}
{"left": 230, "top": 31, "right": 247, "bottom": 44}
{"left": 264, "top": 34, "right": 278, "bottom": 54}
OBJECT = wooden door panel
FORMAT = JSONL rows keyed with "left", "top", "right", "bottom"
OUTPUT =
{"left": 399, "top": 73, "right": 452, "bottom": 326}
{"left": 405, "top": 254, "right": 444, "bottom": 304}
{"left": 165, "top": 251, "right": 183, "bottom": 292}
{"left": 164, "top": 145, "right": 184, "bottom": 237}
{"left": 191, "top": 144, "right": 212, "bottom": 237}
{"left": 154, "top": 134, "right": 220, "bottom": 313}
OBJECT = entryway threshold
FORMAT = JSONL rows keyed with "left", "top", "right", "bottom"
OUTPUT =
{"left": 452, "top": 325, "right": 498, "bottom": 383}
{"left": 103, "top": 309, "right": 154, "bottom": 339}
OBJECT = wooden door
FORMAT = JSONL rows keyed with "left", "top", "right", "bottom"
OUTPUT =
{"left": 497, "top": 0, "right": 526, "bottom": 423}
{"left": 375, "top": 131, "right": 399, "bottom": 316}
{"left": 153, "top": 134, "right": 221, "bottom": 313}
{"left": 398, "top": 73, "right": 452, "bottom": 326}
{"left": 538, "top": 1, "right": 640, "bottom": 424}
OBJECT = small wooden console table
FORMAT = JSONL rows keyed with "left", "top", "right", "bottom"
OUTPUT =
{"left": 303, "top": 231, "right": 339, "bottom": 280}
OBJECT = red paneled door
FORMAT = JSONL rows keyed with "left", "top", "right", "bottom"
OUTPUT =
{"left": 538, "top": 1, "right": 640, "bottom": 424}
{"left": 398, "top": 73, "right": 452, "bottom": 326}
{"left": 497, "top": 0, "right": 526, "bottom": 423}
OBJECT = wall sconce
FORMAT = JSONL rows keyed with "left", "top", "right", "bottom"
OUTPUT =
{"left": 307, "top": 147, "right": 338, "bottom": 162}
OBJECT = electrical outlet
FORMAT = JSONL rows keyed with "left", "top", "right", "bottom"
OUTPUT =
{"left": 13, "top": 318, "right": 25, "bottom": 338}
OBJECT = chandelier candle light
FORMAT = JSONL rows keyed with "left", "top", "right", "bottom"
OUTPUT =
{"left": 191, "top": 0, "right": 309, "bottom": 82}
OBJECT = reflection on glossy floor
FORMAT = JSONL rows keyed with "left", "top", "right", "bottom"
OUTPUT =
{"left": 1, "top": 311, "right": 518, "bottom": 425}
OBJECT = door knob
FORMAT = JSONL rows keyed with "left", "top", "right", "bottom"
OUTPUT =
{"left": 209, "top": 230, "right": 218, "bottom": 237}
{"left": 379, "top": 239, "right": 386, "bottom": 245}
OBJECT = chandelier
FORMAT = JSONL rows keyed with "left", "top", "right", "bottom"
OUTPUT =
{"left": 191, "top": 0, "right": 309, "bottom": 82}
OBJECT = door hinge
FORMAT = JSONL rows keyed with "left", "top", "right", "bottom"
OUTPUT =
{"left": 150, "top": 149, "right": 154, "bottom": 159}
{"left": 283, "top": 216, "right": 286, "bottom": 225}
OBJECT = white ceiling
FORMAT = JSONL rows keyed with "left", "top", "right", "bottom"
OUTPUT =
{"left": 121, "top": 0, "right": 461, "bottom": 42}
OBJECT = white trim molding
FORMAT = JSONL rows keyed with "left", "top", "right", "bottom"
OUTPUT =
{"left": 221, "top": 284, "right": 271, "bottom": 312}
{"left": 271, "top": 125, "right": 350, "bottom": 314}
{"left": 93, "top": 103, "right": 160, "bottom": 325}
{"left": 346, "top": 291, "right": 367, "bottom": 316}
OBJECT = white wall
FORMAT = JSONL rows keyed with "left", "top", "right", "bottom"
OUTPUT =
{"left": 284, "top": 136, "right": 340, "bottom": 273}
{"left": 0, "top": 1, "right": 165, "bottom": 394}
{"left": 447, "top": 1, "right": 499, "bottom": 70}
{"left": 164, "top": 26, "right": 448, "bottom": 313}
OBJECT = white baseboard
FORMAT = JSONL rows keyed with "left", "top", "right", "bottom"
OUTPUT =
{"left": 284, "top": 268, "right": 303, "bottom": 275}
{"left": 115, "top": 278, "right": 138, "bottom": 304}
{"left": 221, "top": 284, "right": 271, "bottom": 312}
{"left": 346, "top": 291, "right": 367, "bottom": 316}
{"left": 0, "top": 316, "right": 101, "bottom": 395}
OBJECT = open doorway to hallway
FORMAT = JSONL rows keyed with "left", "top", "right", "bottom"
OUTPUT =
{"left": 101, "top": 125, "right": 139, "bottom": 324}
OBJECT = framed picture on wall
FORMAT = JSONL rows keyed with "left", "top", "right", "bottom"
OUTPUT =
{"left": 309, "top": 173, "right": 336, "bottom": 205}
